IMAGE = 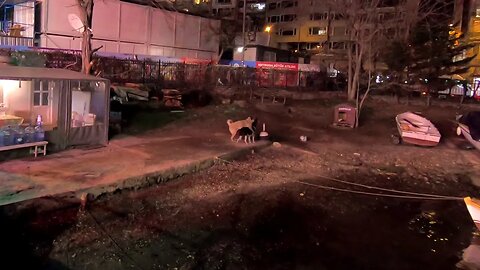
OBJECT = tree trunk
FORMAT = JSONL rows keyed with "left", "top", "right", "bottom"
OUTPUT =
{"left": 356, "top": 68, "right": 372, "bottom": 128}
{"left": 350, "top": 61, "right": 361, "bottom": 100}
{"left": 349, "top": 46, "right": 363, "bottom": 101}
{"left": 81, "top": 29, "right": 92, "bottom": 74}
{"left": 77, "top": 0, "right": 94, "bottom": 75}
{"left": 213, "top": 48, "right": 224, "bottom": 65}
{"left": 460, "top": 83, "right": 466, "bottom": 104}
{"left": 347, "top": 43, "right": 354, "bottom": 100}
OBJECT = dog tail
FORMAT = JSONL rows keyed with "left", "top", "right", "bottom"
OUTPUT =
{"left": 227, "top": 119, "right": 233, "bottom": 125}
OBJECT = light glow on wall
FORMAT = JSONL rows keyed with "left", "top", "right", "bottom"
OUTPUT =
{"left": 0, "top": 79, "right": 19, "bottom": 108}
{"left": 0, "top": 80, "right": 19, "bottom": 99}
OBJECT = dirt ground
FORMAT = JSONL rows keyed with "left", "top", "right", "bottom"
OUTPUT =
{"left": 1, "top": 99, "right": 480, "bottom": 269}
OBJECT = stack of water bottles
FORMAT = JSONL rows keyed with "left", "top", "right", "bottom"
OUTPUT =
{"left": 0, "top": 114, "right": 45, "bottom": 147}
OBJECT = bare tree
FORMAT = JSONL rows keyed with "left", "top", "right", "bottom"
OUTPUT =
{"left": 76, "top": 0, "right": 94, "bottom": 74}
{"left": 321, "top": 0, "right": 386, "bottom": 128}
{"left": 317, "top": 0, "right": 451, "bottom": 126}
{"left": 209, "top": 3, "right": 243, "bottom": 63}
{"left": 76, "top": 0, "right": 174, "bottom": 75}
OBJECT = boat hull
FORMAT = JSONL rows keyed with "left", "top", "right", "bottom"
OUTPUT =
{"left": 400, "top": 135, "right": 440, "bottom": 147}
{"left": 395, "top": 112, "right": 441, "bottom": 147}
{"left": 458, "top": 123, "right": 480, "bottom": 151}
{"left": 465, "top": 197, "right": 480, "bottom": 231}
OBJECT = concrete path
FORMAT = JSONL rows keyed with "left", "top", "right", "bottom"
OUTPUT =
{"left": 0, "top": 129, "right": 269, "bottom": 206}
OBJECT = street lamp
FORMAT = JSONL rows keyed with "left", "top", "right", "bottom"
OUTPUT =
{"left": 242, "top": 0, "right": 246, "bottom": 64}
{"left": 264, "top": 25, "right": 272, "bottom": 47}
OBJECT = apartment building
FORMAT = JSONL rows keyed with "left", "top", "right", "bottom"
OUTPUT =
{"left": 266, "top": 0, "right": 353, "bottom": 53}
{"left": 265, "top": 0, "right": 410, "bottom": 61}
{"left": 451, "top": 0, "right": 480, "bottom": 92}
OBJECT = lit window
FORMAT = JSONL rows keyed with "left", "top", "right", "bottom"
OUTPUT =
{"left": 477, "top": 8, "right": 480, "bottom": 17}
{"left": 33, "top": 80, "right": 49, "bottom": 106}
{"left": 309, "top": 27, "right": 327, "bottom": 35}
{"left": 253, "top": 3, "right": 266, "bottom": 10}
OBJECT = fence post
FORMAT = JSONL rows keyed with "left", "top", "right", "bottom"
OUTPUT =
{"left": 273, "top": 70, "right": 276, "bottom": 88}
{"left": 271, "top": 70, "right": 274, "bottom": 88}
{"left": 158, "top": 60, "right": 161, "bottom": 84}
{"left": 142, "top": 60, "right": 146, "bottom": 84}
{"left": 298, "top": 70, "right": 301, "bottom": 90}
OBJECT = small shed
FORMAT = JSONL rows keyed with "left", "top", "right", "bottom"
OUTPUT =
{"left": 333, "top": 103, "right": 356, "bottom": 128}
{"left": 0, "top": 65, "right": 110, "bottom": 151}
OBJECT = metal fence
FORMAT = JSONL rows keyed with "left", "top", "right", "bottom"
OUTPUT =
{"left": 1, "top": 49, "right": 338, "bottom": 90}
{"left": 92, "top": 58, "right": 334, "bottom": 90}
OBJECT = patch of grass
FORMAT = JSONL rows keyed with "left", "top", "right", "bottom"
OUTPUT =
{"left": 358, "top": 105, "right": 375, "bottom": 123}
{"left": 223, "top": 105, "right": 243, "bottom": 118}
{"left": 376, "top": 165, "right": 407, "bottom": 175}
{"left": 118, "top": 104, "right": 246, "bottom": 136}
{"left": 123, "top": 110, "right": 188, "bottom": 135}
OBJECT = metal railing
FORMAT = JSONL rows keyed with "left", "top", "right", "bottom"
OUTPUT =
{"left": 0, "top": 36, "right": 34, "bottom": 47}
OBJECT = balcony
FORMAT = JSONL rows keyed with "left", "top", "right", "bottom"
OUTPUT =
{"left": 0, "top": 36, "right": 34, "bottom": 47}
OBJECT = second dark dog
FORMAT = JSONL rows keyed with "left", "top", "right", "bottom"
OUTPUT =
{"left": 235, "top": 118, "right": 258, "bottom": 144}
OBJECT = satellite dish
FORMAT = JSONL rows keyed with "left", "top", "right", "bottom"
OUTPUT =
{"left": 68, "top": 14, "right": 85, "bottom": 33}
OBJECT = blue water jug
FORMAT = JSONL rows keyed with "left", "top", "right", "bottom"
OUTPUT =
{"left": 35, "top": 125, "right": 45, "bottom": 142}
{"left": 24, "top": 125, "right": 35, "bottom": 143}
{"left": 3, "top": 126, "right": 14, "bottom": 146}
{"left": 13, "top": 126, "right": 24, "bottom": 144}
{"left": 0, "top": 129, "right": 4, "bottom": 147}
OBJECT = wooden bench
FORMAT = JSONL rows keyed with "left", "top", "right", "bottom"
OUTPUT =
{"left": 0, "top": 141, "right": 48, "bottom": 158}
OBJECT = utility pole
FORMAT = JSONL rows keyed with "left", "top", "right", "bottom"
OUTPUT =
{"left": 242, "top": 0, "right": 246, "bottom": 64}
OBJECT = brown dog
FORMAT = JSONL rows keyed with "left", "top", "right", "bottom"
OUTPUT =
{"left": 227, "top": 117, "right": 255, "bottom": 141}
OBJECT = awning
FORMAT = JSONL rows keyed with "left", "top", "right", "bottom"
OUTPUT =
{"left": 0, "top": 65, "right": 109, "bottom": 82}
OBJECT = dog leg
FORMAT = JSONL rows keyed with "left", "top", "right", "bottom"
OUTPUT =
{"left": 236, "top": 136, "right": 242, "bottom": 143}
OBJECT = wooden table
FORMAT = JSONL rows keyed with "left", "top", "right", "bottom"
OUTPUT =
{"left": 0, "top": 141, "right": 48, "bottom": 158}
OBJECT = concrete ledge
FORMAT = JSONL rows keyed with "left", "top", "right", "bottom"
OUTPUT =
{"left": 13, "top": 141, "right": 271, "bottom": 207}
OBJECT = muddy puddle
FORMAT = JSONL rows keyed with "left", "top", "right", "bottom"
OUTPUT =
{"left": 0, "top": 173, "right": 478, "bottom": 270}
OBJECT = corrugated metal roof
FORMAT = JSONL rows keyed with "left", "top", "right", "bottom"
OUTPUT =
{"left": 0, "top": 65, "right": 109, "bottom": 81}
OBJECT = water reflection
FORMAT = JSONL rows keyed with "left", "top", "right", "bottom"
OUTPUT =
{"left": 458, "top": 234, "right": 480, "bottom": 270}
